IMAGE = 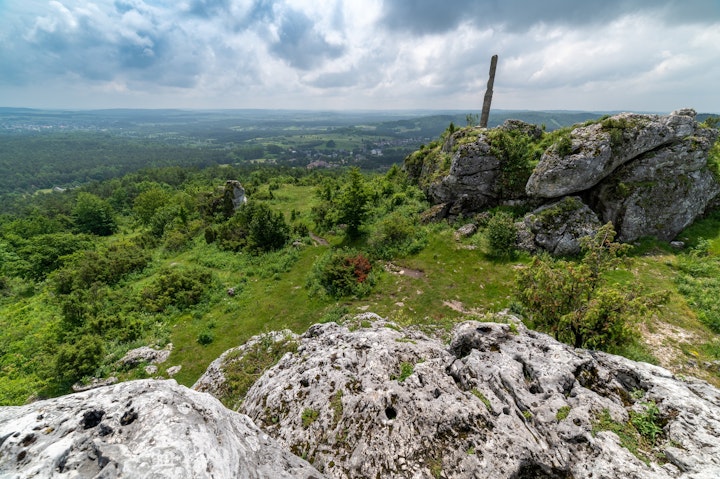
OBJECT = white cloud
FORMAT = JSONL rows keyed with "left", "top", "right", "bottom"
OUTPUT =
{"left": 0, "top": 0, "right": 718, "bottom": 111}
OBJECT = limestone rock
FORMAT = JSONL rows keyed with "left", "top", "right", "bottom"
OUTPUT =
{"left": 0, "top": 379, "right": 324, "bottom": 479}
{"left": 454, "top": 223, "right": 478, "bottom": 240}
{"left": 229, "top": 314, "right": 720, "bottom": 479}
{"left": 589, "top": 127, "right": 720, "bottom": 242}
{"left": 118, "top": 344, "right": 172, "bottom": 368}
{"left": 421, "top": 120, "right": 540, "bottom": 215}
{"left": 193, "top": 329, "right": 298, "bottom": 400}
{"left": 517, "top": 196, "right": 602, "bottom": 256}
{"left": 224, "top": 180, "right": 247, "bottom": 210}
{"left": 526, "top": 110, "right": 700, "bottom": 198}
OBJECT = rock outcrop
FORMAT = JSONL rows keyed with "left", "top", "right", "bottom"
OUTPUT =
{"left": 407, "top": 109, "right": 719, "bottom": 250}
{"left": 588, "top": 128, "right": 720, "bottom": 242}
{"left": 516, "top": 196, "right": 602, "bottom": 256}
{"left": 210, "top": 313, "right": 720, "bottom": 479}
{"left": 526, "top": 110, "right": 699, "bottom": 198}
{"left": 0, "top": 379, "right": 323, "bottom": 479}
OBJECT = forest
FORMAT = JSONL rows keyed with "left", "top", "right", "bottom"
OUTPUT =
{"left": 1, "top": 109, "right": 719, "bottom": 406}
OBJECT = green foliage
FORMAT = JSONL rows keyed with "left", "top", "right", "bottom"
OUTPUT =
{"left": 630, "top": 401, "right": 663, "bottom": 445}
{"left": 197, "top": 331, "right": 214, "bottom": 345}
{"left": 394, "top": 362, "right": 414, "bottom": 382}
{"left": 556, "top": 406, "right": 571, "bottom": 421}
{"left": 675, "top": 244, "right": 720, "bottom": 333}
{"left": 133, "top": 187, "right": 172, "bottom": 225}
{"left": 72, "top": 192, "right": 117, "bottom": 236}
{"left": 301, "top": 408, "right": 319, "bottom": 428}
{"left": 220, "top": 334, "right": 298, "bottom": 409}
{"left": 334, "top": 168, "right": 370, "bottom": 238}
{"left": 555, "top": 135, "right": 573, "bottom": 157}
{"left": 13, "top": 233, "right": 94, "bottom": 281}
{"left": 213, "top": 201, "right": 290, "bottom": 253}
{"left": 140, "top": 266, "right": 213, "bottom": 312}
{"left": 592, "top": 404, "right": 664, "bottom": 463}
{"left": 367, "top": 210, "right": 426, "bottom": 260}
{"left": 471, "top": 389, "right": 492, "bottom": 410}
{"left": 487, "top": 128, "right": 542, "bottom": 197}
{"left": 308, "top": 248, "right": 375, "bottom": 298}
{"left": 485, "top": 211, "right": 518, "bottom": 258}
{"left": 516, "top": 223, "right": 665, "bottom": 350}
{"left": 55, "top": 334, "right": 105, "bottom": 385}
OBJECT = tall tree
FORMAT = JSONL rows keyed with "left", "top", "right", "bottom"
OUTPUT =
{"left": 72, "top": 192, "right": 117, "bottom": 236}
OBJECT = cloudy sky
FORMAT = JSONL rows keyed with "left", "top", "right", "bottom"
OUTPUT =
{"left": 1, "top": 0, "right": 719, "bottom": 112}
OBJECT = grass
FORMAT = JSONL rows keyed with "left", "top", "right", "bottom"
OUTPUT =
{"left": 6, "top": 181, "right": 720, "bottom": 404}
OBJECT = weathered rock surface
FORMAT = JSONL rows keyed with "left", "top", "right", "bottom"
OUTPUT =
{"left": 224, "top": 179, "right": 247, "bottom": 210}
{"left": 222, "top": 313, "right": 720, "bottom": 479}
{"left": 517, "top": 196, "right": 602, "bottom": 256}
{"left": 421, "top": 120, "right": 538, "bottom": 213}
{"left": 589, "top": 128, "right": 720, "bottom": 242}
{"left": 407, "top": 108, "right": 719, "bottom": 251}
{"left": 526, "top": 109, "right": 700, "bottom": 198}
{"left": 118, "top": 344, "right": 172, "bottom": 368}
{"left": 0, "top": 379, "right": 323, "bottom": 479}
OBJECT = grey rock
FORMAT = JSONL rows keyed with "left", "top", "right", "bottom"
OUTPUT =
{"left": 193, "top": 329, "right": 298, "bottom": 401}
{"left": 517, "top": 196, "right": 602, "bottom": 256}
{"left": 118, "top": 344, "right": 172, "bottom": 368}
{"left": 424, "top": 120, "right": 539, "bottom": 214}
{"left": 166, "top": 365, "right": 182, "bottom": 377}
{"left": 0, "top": 379, "right": 324, "bottom": 479}
{"left": 589, "top": 128, "right": 720, "bottom": 241}
{"left": 526, "top": 110, "right": 700, "bottom": 198}
{"left": 72, "top": 376, "right": 118, "bottom": 393}
{"left": 227, "top": 314, "right": 720, "bottom": 479}
{"left": 454, "top": 223, "right": 478, "bottom": 239}
{"left": 224, "top": 180, "right": 247, "bottom": 210}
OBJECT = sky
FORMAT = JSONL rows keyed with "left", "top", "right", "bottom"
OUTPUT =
{"left": 0, "top": 0, "right": 719, "bottom": 112}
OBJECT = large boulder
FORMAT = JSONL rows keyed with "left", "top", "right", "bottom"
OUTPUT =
{"left": 526, "top": 109, "right": 700, "bottom": 198}
{"left": 517, "top": 196, "right": 602, "bottom": 256}
{"left": 0, "top": 379, "right": 323, "bottom": 479}
{"left": 589, "top": 128, "right": 720, "bottom": 242}
{"left": 409, "top": 120, "right": 540, "bottom": 216}
{"left": 228, "top": 313, "right": 720, "bottom": 479}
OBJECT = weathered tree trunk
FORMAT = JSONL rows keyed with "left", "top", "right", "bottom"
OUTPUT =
{"left": 480, "top": 55, "right": 498, "bottom": 128}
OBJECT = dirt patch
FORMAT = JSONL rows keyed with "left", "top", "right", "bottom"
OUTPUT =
{"left": 640, "top": 321, "right": 701, "bottom": 368}
{"left": 309, "top": 232, "right": 329, "bottom": 246}
{"left": 385, "top": 262, "right": 424, "bottom": 279}
{"left": 442, "top": 300, "right": 485, "bottom": 316}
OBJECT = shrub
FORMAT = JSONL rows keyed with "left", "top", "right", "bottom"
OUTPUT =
{"left": 367, "top": 211, "right": 425, "bottom": 260}
{"left": 309, "top": 248, "right": 375, "bottom": 298}
{"left": 72, "top": 192, "right": 117, "bottom": 236}
{"left": 141, "top": 266, "right": 213, "bottom": 312}
{"left": 55, "top": 335, "right": 104, "bottom": 384}
{"left": 485, "top": 211, "right": 518, "bottom": 258}
{"left": 215, "top": 201, "right": 290, "bottom": 253}
{"left": 516, "top": 223, "right": 666, "bottom": 350}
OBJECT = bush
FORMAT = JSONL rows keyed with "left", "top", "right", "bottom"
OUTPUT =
{"left": 55, "top": 335, "right": 104, "bottom": 384}
{"left": 516, "top": 223, "right": 666, "bottom": 350}
{"left": 485, "top": 212, "right": 518, "bottom": 258}
{"left": 367, "top": 211, "right": 425, "bottom": 260}
{"left": 215, "top": 201, "right": 290, "bottom": 253}
{"left": 141, "top": 266, "right": 213, "bottom": 312}
{"left": 309, "top": 248, "right": 375, "bottom": 298}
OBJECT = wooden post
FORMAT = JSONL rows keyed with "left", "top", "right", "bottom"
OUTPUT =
{"left": 479, "top": 54, "right": 498, "bottom": 128}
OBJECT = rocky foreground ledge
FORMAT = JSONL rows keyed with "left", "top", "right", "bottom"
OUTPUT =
{"left": 201, "top": 313, "right": 720, "bottom": 479}
{"left": 3, "top": 314, "right": 720, "bottom": 478}
{"left": 0, "top": 379, "right": 323, "bottom": 478}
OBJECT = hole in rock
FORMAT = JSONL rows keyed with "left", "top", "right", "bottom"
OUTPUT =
{"left": 82, "top": 409, "right": 105, "bottom": 429}
{"left": 120, "top": 410, "right": 138, "bottom": 426}
{"left": 385, "top": 406, "right": 397, "bottom": 420}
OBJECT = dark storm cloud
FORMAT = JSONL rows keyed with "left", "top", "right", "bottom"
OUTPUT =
{"left": 269, "top": 8, "right": 344, "bottom": 70}
{"left": 380, "top": 0, "right": 720, "bottom": 35}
